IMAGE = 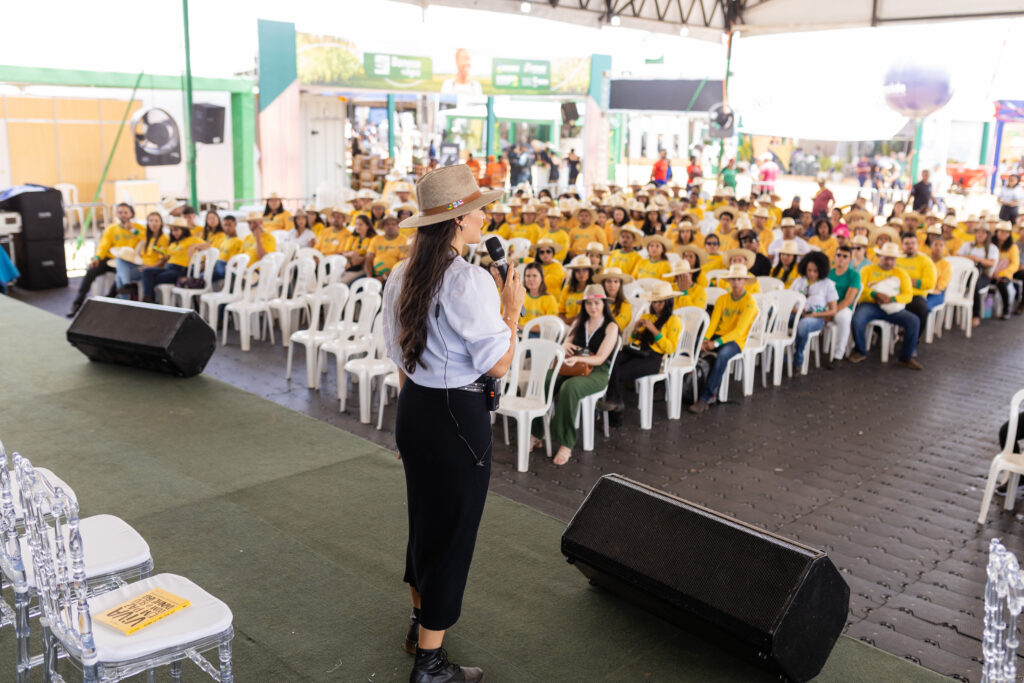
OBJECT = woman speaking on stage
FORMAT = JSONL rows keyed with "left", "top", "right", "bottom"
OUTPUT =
{"left": 383, "top": 165, "right": 525, "bottom": 683}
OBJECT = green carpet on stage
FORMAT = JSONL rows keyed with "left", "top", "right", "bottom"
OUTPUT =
{"left": 0, "top": 295, "right": 950, "bottom": 681}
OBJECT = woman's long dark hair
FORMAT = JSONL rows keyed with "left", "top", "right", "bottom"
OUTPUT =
{"left": 611, "top": 208, "right": 629, "bottom": 227}
{"left": 168, "top": 225, "right": 188, "bottom": 244}
{"left": 637, "top": 299, "right": 673, "bottom": 347}
{"left": 568, "top": 267, "right": 594, "bottom": 293}
{"left": 397, "top": 219, "right": 459, "bottom": 372}
{"left": 523, "top": 261, "right": 547, "bottom": 296}
{"left": 570, "top": 300, "right": 616, "bottom": 348}
{"left": 771, "top": 255, "right": 797, "bottom": 282}
{"left": 994, "top": 231, "right": 1014, "bottom": 252}
{"left": 352, "top": 214, "right": 377, "bottom": 241}
{"left": 263, "top": 200, "right": 285, "bottom": 216}
{"left": 293, "top": 212, "right": 309, "bottom": 232}
{"left": 202, "top": 211, "right": 222, "bottom": 241}
{"left": 603, "top": 279, "right": 627, "bottom": 317}
{"left": 145, "top": 212, "right": 163, "bottom": 249}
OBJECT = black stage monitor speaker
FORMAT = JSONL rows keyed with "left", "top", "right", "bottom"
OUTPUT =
{"left": 561, "top": 101, "right": 579, "bottom": 124}
{"left": 67, "top": 298, "right": 216, "bottom": 378}
{"left": 192, "top": 103, "right": 225, "bottom": 144}
{"left": 562, "top": 475, "right": 849, "bottom": 682}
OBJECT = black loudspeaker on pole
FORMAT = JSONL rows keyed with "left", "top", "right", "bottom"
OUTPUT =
{"left": 67, "top": 298, "right": 216, "bottom": 377}
{"left": 562, "top": 475, "right": 850, "bottom": 682}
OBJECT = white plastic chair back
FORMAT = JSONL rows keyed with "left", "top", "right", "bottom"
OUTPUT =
{"left": 295, "top": 247, "right": 321, "bottom": 263}
{"left": 352, "top": 278, "right": 383, "bottom": 296}
{"left": 503, "top": 338, "right": 564, "bottom": 405}
{"left": 747, "top": 295, "right": 775, "bottom": 349}
{"left": 314, "top": 254, "right": 348, "bottom": 289}
{"left": 945, "top": 256, "right": 978, "bottom": 306}
{"left": 767, "top": 289, "right": 806, "bottom": 340}
{"left": 278, "top": 240, "right": 298, "bottom": 264}
{"left": 622, "top": 281, "right": 645, "bottom": 303}
{"left": 705, "top": 269, "right": 730, "bottom": 285}
{"left": 757, "top": 276, "right": 785, "bottom": 293}
{"left": 351, "top": 291, "right": 382, "bottom": 338}
{"left": 520, "top": 315, "right": 567, "bottom": 344}
{"left": 672, "top": 307, "right": 710, "bottom": 367}
{"left": 309, "top": 283, "right": 350, "bottom": 330}
{"left": 705, "top": 286, "right": 726, "bottom": 309}
{"left": 222, "top": 254, "right": 250, "bottom": 295}
{"left": 507, "top": 238, "right": 532, "bottom": 262}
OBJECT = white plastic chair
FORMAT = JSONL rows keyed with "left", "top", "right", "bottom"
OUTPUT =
{"left": 705, "top": 286, "right": 726, "bottom": 309}
{"left": 497, "top": 338, "right": 565, "bottom": 471}
{"left": 295, "top": 246, "right": 322, "bottom": 263}
{"left": 198, "top": 254, "right": 249, "bottom": 328}
{"left": 376, "top": 370, "right": 401, "bottom": 431}
{"left": 507, "top": 237, "right": 533, "bottom": 263}
{"left": 286, "top": 283, "right": 350, "bottom": 388}
{"left": 809, "top": 286, "right": 861, "bottom": 365}
{"left": 757, "top": 276, "right": 784, "bottom": 293}
{"left": 169, "top": 248, "right": 220, "bottom": 310}
{"left": 341, "top": 316, "right": 395, "bottom": 423}
{"left": 275, "top": 239, "right": 298, "bottom": 266}
{"left": 978, "top": 388, "right": 1024, "bottom": 523}
{"left": 865, "top": 319, "right": 898, "bottom": 363}
{"left": 943, "top": 256, "right": 978, "bottom": 338}
{"left": 634, "top": 307, "right": 710, "bottom": 429}
{"left": 320, "top": 292, "right": 383, "bottom": 405}
{"left": 55, "top": 183, "right": 85, "bottom": 231}
{"left": 15, "top": 455, "right": 233, "bottom": 683}
{"left": 765, "top": 290, "right": 806, "bottom": 386}
{"left": 704, "top": 269, "right": 730, "bottom": 286}
{"left": 268, "top": 257, "right": 318, "bottom": 346}
{"left": 306, "top": 254, "right": 349, "bottom": 323}
{"left": 222, "top": 262, "right": 279, "bottom": 351}
{"left": 520, "top": 315, "right": 568, "bottom": 344}
{"left": 576, "top": 339, "right": 622, "bottom": 452}
{"left": 924, "top": 301, "right": 946, "bottom": 344}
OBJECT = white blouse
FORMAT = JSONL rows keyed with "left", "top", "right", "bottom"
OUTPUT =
{"left": 288, "top": 228, "right": 317, "bottom": 248}
{"left": 791, "top": 277, "right": 838, "bottom": 313}
{"left": 957, "top": 242, "right": 999, "bottom": 278}
{"left": 383, "top": 256, "right": 510, "bottom": 389}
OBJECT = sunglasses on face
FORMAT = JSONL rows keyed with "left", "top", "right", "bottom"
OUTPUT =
{"left": 538, "top": 249, "right": 554, "bottom": 255}
{"left": 706, "top": 241, "right": 719, "bottom": 247}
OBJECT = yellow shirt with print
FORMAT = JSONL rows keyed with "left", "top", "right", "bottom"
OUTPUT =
{"left": 539, "top": 261, "right": 566, "bottom": 295}
{"left": 242, "top": 232, "right": 277, "bottom": 263}
{"left": 218, "top": 236, "right": 244, "bottom": 262}
{"left": 483, "top": 222, "right": 510, "bottom": 240}
{"left": 315, "top": 229, "right": 350, "bottom": 256}
{"left": 896, "top": 253, "right": 937, "bottom": 297}
{"left": 809, "top": 236, "right": 838, "bottom": 260}
{"left": 344, "top": 233, "right": 374, "bottom": 256}
{"left": 559, "top": 286, "right": 586, "bottom": 319}
{"left": 509, "top": 222, "right": 540, "bottom": 244}
{"left": 632, "top": 258, "right": 672, "bottom": 281}
{"left": 606, "top": 249, "right": 642, "bottom": 275}
{"left": 611, "top": 300, "right": 633, "bottom": 331}
{"left": 543, "top": 229, "right": 570, "bottom": 261}
{"left": 139, "top": 234, "right": 170, "bottom": 267}
{"left": 858, "top": 264, "right": 913, "bottom": 304}
{"left": 166, "top": 235, "right": 204, "bottom": 268}
{"left": 705, "top": 290, "right": 758, "bottom": 350}
{"left": 631, "top": 313, "right": 681, "bottom": 355}
{"left": 997, "top": 244, "right": 1020, "bottom": 280}
{"left": 96, "top": 222, "right": 144, "bottom": 259}
{"left": 942, "top": 235, "right": 964, "bottom": 257}
{"left": 368, "top": 234, "right": 408, "bottom": 277}
{"left": 520, "top": 293, "right": 559, "bottom": 326}
{"left": 263, "top": 210, "right": 293, "bottom": 232}
{"left": 673, "top": 283, "right": 707, "bottom": 310}
{"left": 568, "top": 225, "right": 607, "bottom": 254}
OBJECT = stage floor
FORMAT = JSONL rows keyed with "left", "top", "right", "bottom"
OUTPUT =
{"left": 0, "top": 292, "right": 956, "bottom": 681}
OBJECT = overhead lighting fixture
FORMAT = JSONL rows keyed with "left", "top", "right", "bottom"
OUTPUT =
{"left": 679, "top": 26, "right": 689, "bottom": 37}
{"left": 610, "top": 15, "right": 621, "bottom": 26}
{"left": 520, "top": 1, "right": 531, "bottom": 12}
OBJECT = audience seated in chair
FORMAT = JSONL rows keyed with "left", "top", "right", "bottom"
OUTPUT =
{"left": 848, "top": 241, "right": 922, "bottom": 370}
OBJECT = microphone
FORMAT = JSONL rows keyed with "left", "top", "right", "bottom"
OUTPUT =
{"left": 485, "top": 236, "right": 509, "bottom": 283}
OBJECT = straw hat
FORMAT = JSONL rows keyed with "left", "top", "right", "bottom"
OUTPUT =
{"left": 616, "top": 224, "right": 645, "bottom": 240}
{"left": 845, "top": 209, "right": 872, "bottom": 223}
{"left": 925, "top": 224, "right": 943, "bottom": 235}
{"left": 735, "top": 213, "right": 752, "bottom": 231}
{"left": 778, "top": 217, "right": 796, "bottom": 228}
{"left": 304, "top": 204, "right": 321, "bottom": 213}
{"left": 558, "top": 197, "right": 579, "bottom": 213}
{"left": 371, "top": 198, "right": 391, "bottom": 210}
{"left": 565, "top": 255, "right": 595, "bottom": 270}
{"left": 678, "top": 244, "right": 707, "bottom": 265}
{"left": 902, "top": 211, "right": 925, "bottom": 224}
{"left": 546, "top": 207, "right": 563, "bottom": 219}
{"left": 574, "top": 203, "right": 597, "bottom": 217}
{"left": 592, "top": 184, "right": 609, "bottom": 193}
{"left": 393, "top": 181, "right": 413, "bottom": 193}
{"left": 975, "top": 222, "right": 992, "bottom": 233}
{"left": 756, "top": 194, "right": 774, "bottom": 205}
{"left": 751, "top": 206, "right": 771, "bottom": 220}
{"left": 593, "top": 266, "right": 634, "bottom": 284}
{"left": 941, "top": 216, "right": 959, "bottom": 228}
{"left": 329, "top": 205, "right": 352, "bottom": 215}
{"left": 887, "top": 217, "right": 904, "bottom": 227}
{"left": 849, "top": 219, "right": 873, "bottom": 234}
{"left": 720, "top": 264, "right": 756, "bottom": 282}
{"left": 399, "top": 166, "right": 503, "bottom": 229}
{"left": 851, "top": 235, "right": 870, "bottom": 247}
{"left": 874, "top": 242, "right": 902, "bottom": 258}
{"left": 489, "top": 202, "right": 510, "bottom": 214}
{"left": 111, "top": 246, "right": 142, "bottom": 265}
{"left": 581, "top": 283, "right": 607, "bottom": 300}
{"left": 778, "top": 240, "right": 802, "bottom": 256}
{"left": 966, "top": 214, "right": 980, "bottom": 223}
{"left": 644, "top": 234, "right": 674, "bottom": 252}
{"left": 520, "top": 203, "right": 539, "bottom": 215}
{"left": 355, "top": 189, "right": 379, "bottom": 200}
{"left": 533, "top": 238, "right": 558, "bottom": 253}
{"left": 169, "top": 217, "right": 192, "bottom": 229}
{"left": 266, "top": 191, "right": 282, "bottom": 200}
{"left": 714, "top": 205, "right": 737, "bottom": 219}
{"left": 722, "top": 247, "right": 756, "bottom": 268}
{"left": 662, "top": 261, "right": 696, "bottom": 279}
{"left": 995, "top": 220, "right": 1014, "bottom": 232}
{"left": 644, "top": 281, "right": 682, "bottom": 302}
{"left": 870, "top": 225, "right": 900, "bottom": 245}
{"left": 585, "top": 241, "right": 608, "bottom": 255}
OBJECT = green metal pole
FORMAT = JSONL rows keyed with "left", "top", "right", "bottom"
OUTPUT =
{"left": 485, "top": 96, "right": 496, "bottom": 157}
{"left": 75, "top": 71, "right": 145, "bottom": 250}
{"left": 182, "top": 0, "right": 198, "bottom": 209}
{"left": 979, "top": 121, "right": 991, "bottom": 166}
{"left": 386, "top": 94, "right": 396, "bottom": 160}
{"left": 910, "top": 118, "right": 924, "bottom": 184}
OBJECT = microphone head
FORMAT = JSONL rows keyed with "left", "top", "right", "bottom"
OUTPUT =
{"left": 485, "top": 236, "right": 506, "bottom": 262}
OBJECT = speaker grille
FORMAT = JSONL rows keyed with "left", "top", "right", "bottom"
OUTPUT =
{"left": 563, "top": 476, "right": 817, "bottom": 632}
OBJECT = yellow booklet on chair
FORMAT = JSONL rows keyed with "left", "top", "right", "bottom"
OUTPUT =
{"left": 95, "top": 588, "right": 191, "bottom": 635}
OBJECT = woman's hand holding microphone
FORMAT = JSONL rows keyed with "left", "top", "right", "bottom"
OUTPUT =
{"left": 500, "top": 267, "right": 526, "bottom": 327}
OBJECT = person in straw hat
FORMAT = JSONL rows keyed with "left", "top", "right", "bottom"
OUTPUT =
{"left": 113, "top": 210, "right": 167, "bottom": 298}
{"left": 483, "top": 202, "right": 511, "bottom": 238}
{"left": 542, "top": 207, "right": 570, "bottom": 260}
{"left": 767, "top": 217, "right": 810, "bottom": 264}
{"left": 849, "top": 234, "right": 871, "bottom": 272}
{"left": 992, "top": 221, "right": 1020, "bottom": 319}
{"left": 286, "top": 208, "right": 317, "bottom": 249}
{"left": 560, "top": 254, "right": 597, "bottom": 321}
{"left": 808, "top": 217, "right": 838, "bottom": 260}
{"left": 598, "top": 280, "right": 682, "bottom": 415}
{"left": 606, "top": 224, "right": 644, "bottom": 274}
{"left": 633, "top": 234, "right": 673, "bottom": 280}
{"left": 340, "top": 214, "right": 377, "bottom": 284}
{"left": 718, "top": 245, "right": 763, "bottom": 293}
{"left": 382, "top": 164, "right": 525, "bottom": 683}
{"left": 365, "top": 213, "right": 408, "bottom": 282}
{"left": 509, "top": 203, "right": 541, "bottom": 243}
{"left": 505, "top": 196, "right": 523, "bottom": 225}
{"left": 955, "top": 221, "right": 999, "bottom": 326}
{"left": 663, "top": 259, "right": 706, "bottom": 310}
{"left": 314, "top": 207, "right": 353, "bottom": 256}
{"left": 689, "top": 263, "right": 759, "bottom": 414}
{"left": 262, "top": 191, "right": 293, "bottom": 232}
{"left": 390, "top": 180, "right": 417, "bottom": 210}
{"left": 769, "top": 240, "right": 802, "bottom": 288}
{"left": 789, "top": 251, "right": 839, "bottom": 373}
{"left": 923, "top": 228, "right": 951, "bottom": 314}
{"left": 533, "top": 238, "right": 567, "bottom": 294}
{"left": 938, "top": 215, "right": 963, "bottom": 256}
{"left": 67, "top": 202, "right": 143, "bottom": 316}
{"left": 567, "top": 203, "right": 608, "bottom": 258}
{"left": 531, "top": 283, "right": 619, "bottom": 466}
{"left": 584, "top": 241, "right": 607, "bottom": 270}
{"left": 139, "top": 217, "right": 203, "bottom": 302}
{"left": 593, "top": 266, "right": 634, "bottom": 330}
{"left": 848, "top": 241, "right": 922, "bottom": 369}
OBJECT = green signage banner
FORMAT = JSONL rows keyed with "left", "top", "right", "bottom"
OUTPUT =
{"left": 492, "top": 59, "right": 551, "bottom": 90}
{"left": 363, "top": 53, "right": 433, "bottom": 82}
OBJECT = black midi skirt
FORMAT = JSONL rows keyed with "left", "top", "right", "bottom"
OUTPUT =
{"left": 395, "top": 379, "right": 492, "bottom": 631}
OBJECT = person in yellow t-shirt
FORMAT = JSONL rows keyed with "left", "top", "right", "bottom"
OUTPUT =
{"left": 605, "top": 206, "right": 631, "bottom": 246}
{"left": 559, "top": 255, "right": 596, "bottom": 321}
{"left": 808, "top": 217, "right": 838, "bottom": 261}
{"left": 368, "top": 199, "right": 390, "bottom": 232}
{"left": 315, "top": 208, "right": 353, "bottom": 256}
{"left": 509, "top": 205, "right": 541, "bottom": 243}
{"left": 896, "top": 232, "right": 937, "bottom": 334}
{"left": 519, "top": 262, "right": 560, "bottom": 329}
{"left": 484, "top": 203, "right": 511, "bottom": 239}
{"left": 340, "top": 214, "right": 376, "bottom": 284}
{"left": 534, "top": 239, "right": 567, "bottom": 294}
{"left": 713, "top": 206, "right": 740, "bottom": 251}
{"left": 993, "top": 222, "right": 1020, "bottom": 319}
{"left": 593, "top": 267, "right": 634, "bottom": 331}
{"left": 606, "top": 224, "right": 644, "bottom": 275}
{"left": 849, "top": 241, "right": 921, "bottom": 368}
{"left": 241, "top": 213, "right": 277, "bottom": 265}
{"left": 924, "top": 230, "right": 950, "bottom": 314}
{"left": 365, "top": 214, "right": 408, "bottom": 282}
{"left": 114, "top": 211, "right": 169, "bottom": 298}
{"left": 200, "top": 214, "right": 241, "bottom": 282}
{"left": 506, "top": 197, "right": 523, "bottom": 225}
{"left": 598, "top": 281, "right": 682, "bottom": 414}
{"left": 701, "top": 234, "right": 725, "bottom": 275}
{"left": 633, "top": 235, "right": 673, "bottom": 280}
{"left": 567, "top": 206, "right": 607, "bottom": 257}
{"left": 585, "top": 242, "right": 606, "bottom": 271}
{"left": 69, "top": 201, "right": 145, "bottom": 316}
{"left": 262, "top": 192, "right": 293, "bottom": 232}
{"left": 717, "top": 248, "right": 762, "bottom": 294}
{"left": 666, "top": 218, "right": 705, "bottom": 250}
{"left": 939, "top": 217, "right": 963, "bottom": 256}
{"left": 140, "top": 219, "right": 202, "bottom": 301}
{"left": 192, "top": 210, "right": 222, "bottom": 242}
{"left": 543, "top": 208, "right": 570, "bottom": 261}
{"left": 663, "top": 260, "right": 706, "bottom": 311}
{"left": 678, "top": 244, "right": 708, "bottom": 288}
{"left": 769, "top": 241, "right": 801, "bottom": 288}
{"left": 689, "top": 264, "right": 759, "bottom": 413}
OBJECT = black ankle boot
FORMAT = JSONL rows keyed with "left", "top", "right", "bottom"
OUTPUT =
{"left": 404, "top": 609, "right": 420, "bottom": 654}
{"left": 410, "top": 646, "right": 484, "bottom": 683}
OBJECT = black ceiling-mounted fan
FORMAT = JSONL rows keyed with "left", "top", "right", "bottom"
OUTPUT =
{"left": 132, "top": 108, "right": 182, "bottom": 166}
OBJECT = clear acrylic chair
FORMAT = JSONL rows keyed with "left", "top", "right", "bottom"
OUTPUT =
{"left": 2, "top": 450, "right": 152, "bottom": 682}
{"left": 497, "top": 338, "right": 564, "bottom": 471}
{"left": 16, "top": 454, "right": 233, "bottom": 683}
{"left": 981, "top": 538, "right": 1024, "bottom": 682}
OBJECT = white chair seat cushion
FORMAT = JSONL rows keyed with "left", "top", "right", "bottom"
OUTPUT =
{"left": 22, "top": 514, "right": 150, "bottom": 584}
{"left": 343, "top": 359, "right": 393, "bottom": 375}
{"left": 498, "top": 396, "right": 547, "bottom": 413}
{"left": 88, "top": 573, "right": 232, "bottom": 663}
{"left": 11, "top": 467, "right": 76, "bottom": 520}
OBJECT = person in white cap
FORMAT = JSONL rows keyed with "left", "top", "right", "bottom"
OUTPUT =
{"left": 767, "top": 217, "right": 811, "bottom": 264}
{"left": 848, "top": 241, "right": 922, "bottom": 370}
{"left": 391, "top": 181, "right": 417, "bottom": 210}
